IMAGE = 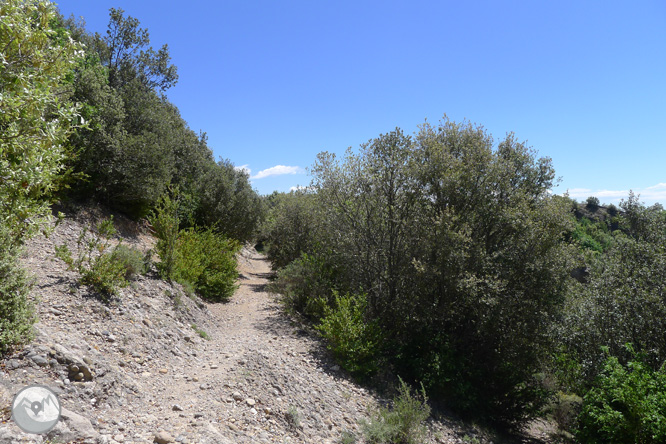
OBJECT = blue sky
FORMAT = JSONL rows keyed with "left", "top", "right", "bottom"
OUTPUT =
{"left": 54, "top": 0, "right": 666, "bottom": 204}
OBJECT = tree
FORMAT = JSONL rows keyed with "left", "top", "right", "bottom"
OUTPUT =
{"left": 287, "top": 117, "right": 574, "bottom": 425}
{"left": 310, "top": 128, "right": 422, "bottom": 324}
{"left": 194, "top": 159, "right": 263, "bottom": 242}
{"left": 103, "top": 8, "right": 177, "bottom": 91}
{"left": 397, "top": 119, "right": 574, "bottom": 424}
{"left": 558, "top": 194, "right": 666, "bottom": 389}
{"left": 0, "top": 0, "right": 82, "bottom": 353}
{"left": 0, "top": 0, "right": 83, "bottom": 240}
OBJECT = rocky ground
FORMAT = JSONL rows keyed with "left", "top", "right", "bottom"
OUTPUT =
{"left": 0, "top": 207, "right": 555, "bottom": 444}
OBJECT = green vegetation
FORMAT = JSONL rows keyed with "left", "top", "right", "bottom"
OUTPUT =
{"left": 61, "top": 8, "right": 261, "bottom": 239}
{"left": 360, "top": 378, "right": 431, "bottom": 444}
{"left": 266, "top": 119, "right": 574, "bottom": 425}
{"left": 1, "top": 0, "right": 257, "bottom": 351}
{"left": 3, "top": 1, "right": 666, "bottom": 440}
{"left": 263, "top": 118, "right": 666, "bottom": 434}
{"left": 173, "top": 228, "right": 240, "bottom": 302}
{"left": 0, "top": 0, "right": 83, "bottom": 352}
{"left": 577, "top": 346, "right": 666, "bottom": 444}
{"left": 150, "top": 194, "right": 240, "bottom": 302}
{"left": 285, "top": 405, "right": 301, "bottom": 429}
{"left": 55, "top": 217, "right": 142, "bottom": 298}
{"left": 0, "top": 224, "right": 36, "bottom": 354}
{"left": 317, "top": 292, "right": 382, "bottom": 378}
{"left": 190, "top": 324, "right": 210, "bottom": 340}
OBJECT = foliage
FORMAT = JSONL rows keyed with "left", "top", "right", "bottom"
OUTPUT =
{"left": 150, "top": 192, "right": 240, "bottom": 302}
{"left": 0, "top": 0, "right": 83, "bottom": 241}
{"left": 269, "top": 253, "right": 338, "bottom": 319}
{"left": 577, "top": 346, "right": 666, "bottom": 444}
{"left": 285, "top": 405, "right": 301, "bottom": 429}
{"left": 570, "top": 217, "right": 613, "bottom": 253}
{"left": 339, "top": 430, "right": 357, "bottom": 444}
{"left": 557, "top": 195, "right": 666, "bottom": 388}
{"left": 193, "top": 159, "right": 263, "bottom": 242}
{"left": 586, "top": 196, "right": 600, "bottom": 211}
{"left": 550, "top": 392, "right": 583, "bottom": 433}
{"left": 360, "top": 378, "right": 431, "bottom": 444}
{"left": 103, "top": 8, "right": 178, "bottom": 91}
{"left": 55, "top": 217, "right": 129, "bottom": 298}
{"left": 149, "top": 192, "right": 180, "bottom": 280}
{"left": 295, "top": 117, "right": 574, "bottom": 425}
{"left": 0, "top": 226, "right": 35, "bottom": 354}
{"left": 261, "top": 191, "right": 321, "bottom": 269}
{"left": 0, "top": 0, "right": 83, "bottom": 355}
{"left": 110, "top": 244, "right": 148, "bottom": 279}
{"left": 317, "top": 292, "right": 382, "bottom": 378}
{"left": 62, "top": 9, "right": 263, "bottom": 230}
{"left": 174, "top": 228, "right": 240, "bottom": 302}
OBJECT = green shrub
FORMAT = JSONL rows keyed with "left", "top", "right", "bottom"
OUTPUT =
{"left": 285, "top": 405, "right": 301, "bottom": 429}
{"left": 261, "top": 191, "right": 320, "bottom": 270}
{"left": 150, "top": 191, "right": 240, "bottom": 301}
{"left": 559, "top": 232, "right": 666, "bottom": 386}
{"left": 551, "top": 391, "right": 583, "bottom": 433}
{"left": 0, "top": 226, "right": 35, "bottom": 354}
{"left": 360, "top": 378, "right": 431, "bottom": 444}
{"left": 577, "top": 346, "right": 666, "bottom": 444}
{"left": 339, "top": 430, "right": 357, "bottom": 444}
{"left": 187, "top": 229, "right": 240, "bottom": 302}
{"left": 174, "top": 228, "right": 240, "bottom": 302}
{"left": 270, "top": 253, "right": 336, "bottom": 320}
{"left": 55, "top": 217, "right": 128, "bottom": 298}
{"left": 149, "top": 193, "right": 180, "bottom": 280}
{"left": 317, "top": 292, "right": 382, "bottom": 378}
{"left": 111, "top": 244, "right": 147, "bottom": 279}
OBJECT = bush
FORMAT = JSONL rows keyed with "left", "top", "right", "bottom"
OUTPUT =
{"left": 149, "top": 192, "right": 180, "bottom": 281}
{"left": 55, "top": 217, "right": 129, "bottom": 298}
{"left": 111, "top": 244, "right": 148, "bottom": 279}
{"left": 577, "top": 346, "right": 666, "bottom": 444}
{"left": 0, "top": 226, "right": 35, "bottom": 354}
{"left": 270, "top": 253, "right": 337, "bottom": 320}
{"left": 174, "top": 228, "right": 240, "bottom": 302}
{"left": 317, "top": 292, "right": 382, "bottom": 378}
{"left": 558, "top": 229, "right": 666, "bottom": 386}
{"left": 262, "top": 191, "right": 321, "bottom": 269}
{"left": 551, "top": 392, "right": 583, "bottom": 433}
{"left": 360, "top": 378, "right": 431, "bottom": 444}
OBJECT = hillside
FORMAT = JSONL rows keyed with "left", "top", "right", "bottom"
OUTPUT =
{"left": 0, "top": 207, "right": 536, "bottom": 444}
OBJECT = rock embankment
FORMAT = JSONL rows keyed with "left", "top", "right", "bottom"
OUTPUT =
{"left": 0, "top": 208, "right": 512, "bottom": 443}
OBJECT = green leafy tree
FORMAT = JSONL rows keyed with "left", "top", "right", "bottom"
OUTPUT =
{"left": 102, "top": 7, "right": 178, "bottom": 91}
{"left": 278, "top": 117, "right": 574, "bottom": 425}
{"left": 0, "top": 0, "right": 82, "bottom": 353}
{"left": 558, "top": 194, "right": 666, "bottom": 388}
{"left": 261, "top": 190, "right": 322, "bottom": 269}
{"left": 0, "top": 0, "right": 83, "bottom": 240}
{"left": 194, "top": 159, "right": 263, "bottom": 241}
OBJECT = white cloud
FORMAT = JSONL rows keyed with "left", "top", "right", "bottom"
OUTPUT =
{"left": 251, "top": 165, "right": 303, "bottom": 180}
{"left": 289, "top": 185, "right": 307, "bottom": 192}
{"left": 234, "top": 164, "right": 251, "bottom": 175}
{"left": 562, "top": 183, "right": 666, "bottom": 204}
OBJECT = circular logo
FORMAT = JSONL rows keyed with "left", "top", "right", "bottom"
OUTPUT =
{"left": 11, "top": 385, "right": 61, "bottom": 434}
